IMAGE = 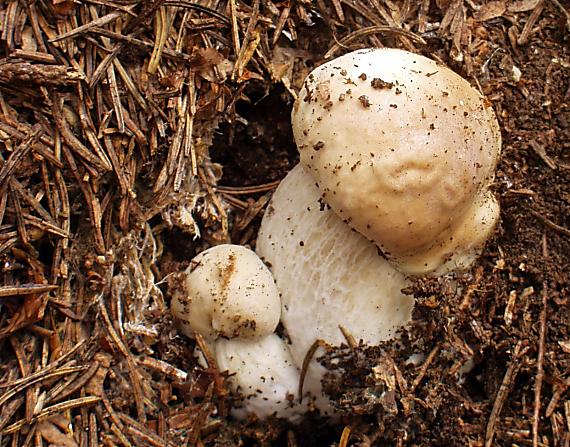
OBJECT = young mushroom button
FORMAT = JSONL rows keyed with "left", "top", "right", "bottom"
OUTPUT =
{"left": 292, "top": 48, "right": 502, "bottom": 275}
{"left": 171, "top": 245, "right": 302, "bottom": 420}
{"left": 171, "top": 244, "right": 281, "bottom": 341}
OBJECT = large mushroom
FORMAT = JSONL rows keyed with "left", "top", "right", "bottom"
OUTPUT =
{"left": 256, "top": 48, "right": 501, "bottom": 414}
{"left": 256, "top": 164, "right": 414, "bottom": 411}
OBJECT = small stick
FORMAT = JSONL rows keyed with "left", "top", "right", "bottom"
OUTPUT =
{"left": 0, "top": 125, "right": 42, "bottom": 187}
{"left": 215, "top": 180, "right": 281, "bottom": 195}
{"left": 299, "top": 339, "right": 329, "bottom": 403}
{"left": 410, "top": 344, "right": 440, "bottom": 392}
{"left": 533, "top": 234, "right": 549, "bottom": 447}
{"left": 1, "top": 396, "right": 101, "bottom": 435}
{"left": 485, "top": 341, "right": 528, "bottom": 447}
{"left": 338, "top": 426, "right": 351, "bottom": 447}
{"left": 339, "top": 325, "right": 357, "bottom": 349}
{"left": 0, "top": 366, "right": 87, "bottom": 407}
{"left": 530, "top": 210, "right": 570, "bottom": 238}
{"left": 0, "top": 284, "right": 58, "bottom": 298}
{"left": 325, "top": 26, "right": 426, "bottom": 59}
{"left": 518, "top": 0, "right": 545, "bottom": 45}
{"left": 545, "top": 375, "right": 570, "bottom": 417}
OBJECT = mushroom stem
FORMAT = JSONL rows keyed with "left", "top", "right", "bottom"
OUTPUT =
{"left": 215, "top": 334, "right": 304, "bottom": 420}
{"left": 257, "top": 164, "right": 414, "bottom": 412}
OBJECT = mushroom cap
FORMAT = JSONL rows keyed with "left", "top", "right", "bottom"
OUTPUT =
{"left": 215, "top": 334, "right": 303, "bottom": 420}
{"left": 171, "top": 244, "right": 281, "bottom": 341}
{"left": 292, "top": 48, "right": 501, "bottom": 274}
{"left": 256, "top": 164, "right": 413, "bottom": 408}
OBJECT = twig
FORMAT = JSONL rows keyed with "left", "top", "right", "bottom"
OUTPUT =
{"left": 530, "top": 210, "right": 570, "bottom": 237}
{"left": 1, "top": 396, "right": 101, "bottom": 435}
{"left": 10, "top": 177, "right": 56, "bottom": 224}
{"left": 46, "top": 361, "right": 101, "bottom": 402}
{"left": 49, "top": 7, "right": 135, "bottom": 43}
{"left": 0, "top": 125, "right": 42, "bottom": 188}
{"left": 101, "top": 394, "right": 135, "bottom": 447}
{"left": 51, "top": 92, "right": 111, "bottom": 173}
{"left": 0, "top": 62, "right": 84, "bottom": 85}
{"left": 518, "top": 0, "right": 545, "bottom": 45}
{"left": 98, "top": 297, "right": 146, "bottom": 421}
{"left": 0, "top": 284, "right": 58, "bottom": 298}
{"left": 533, "top": 235, "right": 549, "bottom": 447}
{"left": 410, "top": 344, "right": 440, "bottom": 392}
{"left": 0, "top": 340, "right": 85, "bottom": 389}
{"left": 338, "top": 325, "right": 357, "bottom": 349}
{"left": 118, "top": 413, "right": 178, "bottom": 447}
{"left": 550, "top": 0, "right": 570, "bottom": 32}
{"left": 162, "top": 1, "right": 230, "bottom": 24}
{"left": 0, "top": 366, "right": 87, "bottom": 408}
{"left": 545, "top": 375, "right": 570, "bottom": 417}
{"left": 215, "top": 180, "right": 280, "bottom": 195}
{"left": 137, "top": 356, "right": 188, "bottom": 381}
{"left": 339, "top": 426, "right": 351, "bottom": 447}
{"left": 299, "top": 339, "right": 330, "bottom": 403}
{"left": 325, "top": 25, "right": 426, "bottom": 59}
{"left": 485, "top": 341, "right": 529, "bottom": 447}
{"left": 228, "top": 0, "right": 241, "bottom": 56}
{"left": 529, "top": 140, "right": 557, "bottom": 169}
{"left": 60, "top": 144, "right": 106, "bottom": 253}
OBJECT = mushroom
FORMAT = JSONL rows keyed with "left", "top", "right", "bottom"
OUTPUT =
{"left": 292, "top": 48, "right": 501, "bottom": 275}
{"left": 256, "top": 164, "right": 414, "bottom": 411}
{"left": 171, "top": 244, "right": 302, "bottom": 419}
{"left": 171, "top": 244, "right": 281, "bottom": 341}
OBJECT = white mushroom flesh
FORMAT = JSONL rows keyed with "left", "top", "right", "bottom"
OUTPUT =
{"left": 292, "top": 48, "right": 501, "bottom": 274}
{"left": 215, "top": 334, "right": 304, "bottom": 420}
{"left": 256, "top": 164, "right": 413, "bottom": 408}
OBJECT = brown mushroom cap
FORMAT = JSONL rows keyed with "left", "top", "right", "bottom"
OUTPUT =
{"left": 292, "top": 48, "right": 501, "bottom": 274}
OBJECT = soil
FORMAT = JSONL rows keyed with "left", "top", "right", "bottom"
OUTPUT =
{"left": 0, "top": 1, "right": 568, "bottom": 446}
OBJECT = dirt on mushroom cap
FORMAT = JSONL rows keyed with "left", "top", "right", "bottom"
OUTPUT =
{"left": 293, "top": 48, "right": 502, "bottom": 274}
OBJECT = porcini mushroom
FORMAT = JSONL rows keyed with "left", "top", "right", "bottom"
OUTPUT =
{"left": 292, "top": 48, "right": 501, "bottom": 275}
{"left": 256, "top": 164, "right": 414, "bottom": 410}
{"left": 171, "top": 244, "right": 302, "bottom": 419}
{"left": 171, "top": 244, "right": 281, "bottom": 341}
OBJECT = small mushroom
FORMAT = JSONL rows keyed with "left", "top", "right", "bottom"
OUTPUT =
{"left": 257, "top": 164, "right": 414, "bottom": 410}
{"left": 292, "top": 48, "right": 501, "bottom": 274}
{"left": 171, "top": 244, "right": 280, "bottom": 341}
{"left": 171, "top": 245, "right": 298, "bottom": 419}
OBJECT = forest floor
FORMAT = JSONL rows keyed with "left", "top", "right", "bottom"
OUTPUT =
{"left": 0, "top": 0, "right": 568, "bottom": 446}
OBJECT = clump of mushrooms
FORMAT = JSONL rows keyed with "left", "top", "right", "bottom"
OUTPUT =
{"left": 172, "top": 48, "right": 502, "bottom": 420}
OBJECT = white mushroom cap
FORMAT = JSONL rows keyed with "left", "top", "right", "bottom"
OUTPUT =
{"left": 215, "top": 334, "right": 304, "bottom": 420}
{"left": 292, "top": 48, "right": 501, "bottom": 275}
{"left": 256, "top": 164, "right": 413, "bottom": 410}
{"left": 171, "top": 244, "right": 281, "bottom": 341}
